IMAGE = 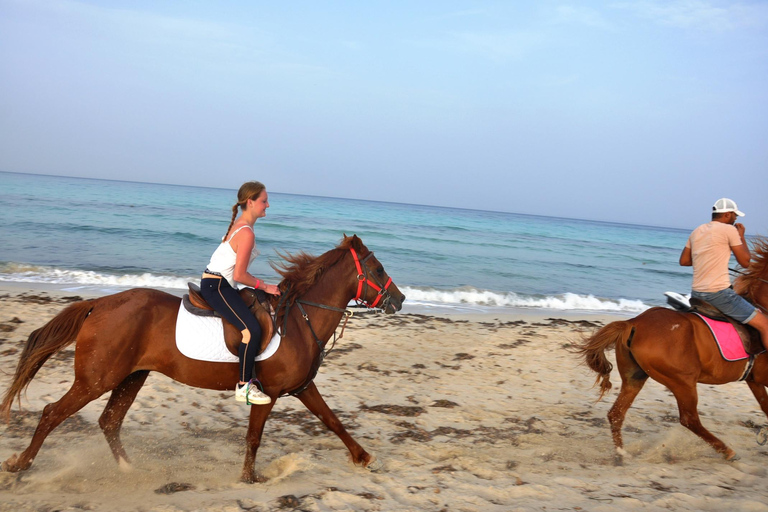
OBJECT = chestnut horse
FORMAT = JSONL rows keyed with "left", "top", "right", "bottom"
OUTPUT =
{"left": 0, "top": 235, "right": 404, "bottom": 482}
{"left": 576, "top": 237, "right": 768, "bottom": 463}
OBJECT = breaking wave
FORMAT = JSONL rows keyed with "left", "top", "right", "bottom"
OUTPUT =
{"left": 0, "top": 263, "right": 650, "bottom": 314}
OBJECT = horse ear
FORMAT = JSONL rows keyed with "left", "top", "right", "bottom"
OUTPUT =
{"left": 350, "top": 235, "right": 365, "bottom": 252}
{"left": 339, "top": 234, "right": 365, "bottom": 252}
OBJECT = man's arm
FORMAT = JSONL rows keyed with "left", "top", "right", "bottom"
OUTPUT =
{"left": 679, "top": 246, "right": 692, "bottom": 267}
{"left": 731, "top": 223, "right": 751, "bottom": 268}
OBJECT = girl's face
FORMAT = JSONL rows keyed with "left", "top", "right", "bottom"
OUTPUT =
{"left": 247, "top": 190, "right": 269, "bottom": 218}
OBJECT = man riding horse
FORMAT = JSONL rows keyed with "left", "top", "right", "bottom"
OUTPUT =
{"left": 679, "top": 197, "right": 768, "bottom": 351}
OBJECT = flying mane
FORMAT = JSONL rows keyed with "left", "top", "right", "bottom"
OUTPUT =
{"left": 735, "top": 235, "right": 768, "bottom": 303}
{"left": 270, "top": 235, "right": 367, "bottom": 312}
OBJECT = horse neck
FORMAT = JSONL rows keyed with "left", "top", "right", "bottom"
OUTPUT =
{"left": 740, "top": 269, "right": 768, "bottom": 310}
{"left": 754, "top": 282, "right": 768, "bottom": 311}
{"left": 295, "top": 258, "right": 356, "bottom": 345}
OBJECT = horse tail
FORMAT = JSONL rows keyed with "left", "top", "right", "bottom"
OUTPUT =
{"left": 0, "top": 300, "right": 94, "bottom": 421}
{"left": 575, "top": 320, "right": 634, "bottom": 401}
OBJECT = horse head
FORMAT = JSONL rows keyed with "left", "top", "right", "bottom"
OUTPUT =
{"left": 343, "top": 234, "right": 405, "bottom": 314}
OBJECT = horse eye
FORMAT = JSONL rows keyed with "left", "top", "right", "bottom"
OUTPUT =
{"left": 376, "top": 267, "right": 384, "bottom": 276}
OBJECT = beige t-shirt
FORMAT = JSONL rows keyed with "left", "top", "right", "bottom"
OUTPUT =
{"left": 685, "top": 221, "right": 743, "bottom": 292}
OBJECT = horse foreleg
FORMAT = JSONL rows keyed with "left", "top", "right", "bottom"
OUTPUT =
{"left": 241, "top": 400, "right": 276, "bottom": 483}
{"left": 2, "top": 380, "right": 103, "bottom": 472}
{"left": 746, "top": 380, "right": 768, "bottom": 417}
{"left": 746, "top": 380, "right": 768, "bottom": 445}
{"left": 666, "top": 380, "right": 737, "bottom": 460}
{"left": 607, "top": 376, "right": 647, "bottom": 464}
{"left": 98, "top": 370, "right": 150, "bottom": 470}
{"left": 296, "top": 382, "right": 377, "bottom": 469}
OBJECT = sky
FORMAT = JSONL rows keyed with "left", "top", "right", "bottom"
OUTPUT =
{"left": 1, "top": 0, "right": 767, "bottom": 232}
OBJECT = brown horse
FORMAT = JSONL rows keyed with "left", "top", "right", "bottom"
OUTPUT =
{"left": 0, "top": 234, "right": 405, "bottom": 482}
{"left": 576, "top": 237, "right": 768, "bottom": 463}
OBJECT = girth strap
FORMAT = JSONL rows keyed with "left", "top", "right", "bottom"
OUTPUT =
{"left": 740, "top": 355, "right": 756, "bottom": 382}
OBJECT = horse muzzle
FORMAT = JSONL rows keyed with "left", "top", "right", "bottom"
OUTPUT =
{"left": 383, "top": 291, "right": 405, "bottom": 314}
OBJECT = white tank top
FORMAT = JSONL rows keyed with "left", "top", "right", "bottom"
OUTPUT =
{"left": 206, "top": 225, "right": 260, "bottom": 288}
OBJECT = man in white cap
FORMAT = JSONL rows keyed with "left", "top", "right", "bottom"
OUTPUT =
{"left": 680, "top": 198, "right": 768, "bottom": 351}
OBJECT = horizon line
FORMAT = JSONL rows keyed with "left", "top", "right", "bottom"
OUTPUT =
{"left": 2, "top": 169, "right": 688, "bottom": 233}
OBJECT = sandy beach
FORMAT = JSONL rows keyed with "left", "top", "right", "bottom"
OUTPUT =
{"left": 1, "top": 286, "right": 767, "bottom": 512}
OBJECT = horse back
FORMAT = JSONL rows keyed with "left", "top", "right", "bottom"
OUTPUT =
{"left": 78, "top": 288, "right": 181, "bottom": 356}
{"left": 628, "top": 307, "right": 747, "bottom": 384}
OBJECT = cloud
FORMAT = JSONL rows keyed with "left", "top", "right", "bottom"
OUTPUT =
{"left": 15, "top": 0, "right": 271, "bottom": 60}
{"left": 552, "top": 5, "right": 616, "bottom": 31}
{"left": 614, "top": 0, "right": 768, "bottom": 32}
{"left": 440, "top": 9, "right": 489, "bottom": 19}
{"left": 449, "top": 30, "right": 547, "bottom": 61}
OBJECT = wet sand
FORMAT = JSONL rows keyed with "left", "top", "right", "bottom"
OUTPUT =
{"left": 1, "top": 286, "right": 767, "bottom": 511}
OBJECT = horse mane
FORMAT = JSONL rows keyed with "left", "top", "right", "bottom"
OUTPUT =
{"left": 270, "top": 235, "right": 367, "bottom": 319}
{"left": 736, "top": 236, "right": 768, "bottom": 303}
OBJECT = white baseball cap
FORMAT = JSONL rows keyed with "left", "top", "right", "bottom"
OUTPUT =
{"left": 712, "top": 198, "right": 745, "bottom": 217}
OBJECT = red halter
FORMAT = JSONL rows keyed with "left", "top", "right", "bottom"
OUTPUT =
{"left": 350, "top": 247, "right": 393, "bottom": 309}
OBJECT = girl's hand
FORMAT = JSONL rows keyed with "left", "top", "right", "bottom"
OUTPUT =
{"left": 264, "top": 284, "right": 281, "bottom": 296}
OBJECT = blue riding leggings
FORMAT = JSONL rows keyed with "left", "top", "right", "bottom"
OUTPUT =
{"left": 199, "top": 276, "right": 263, "bottom": 383}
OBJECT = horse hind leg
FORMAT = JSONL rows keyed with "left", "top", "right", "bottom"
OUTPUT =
{"left": 296, "top": 382, "right": 378, "bottom": 470}
{"left": 607, "top": 372, "right": 648, "bottom": 465}
{"left": 98, "top": 370, "right": 150, "bottom": 471}
{"left": 2, "top": 379, "right": 105, "bottom": 472}
{"left": 607, "top": 345, "right": 649, "bottom": 465}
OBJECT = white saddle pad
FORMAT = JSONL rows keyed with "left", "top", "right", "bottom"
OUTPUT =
{"left": 175, "top": 302, "right": 281, "bottom": 363}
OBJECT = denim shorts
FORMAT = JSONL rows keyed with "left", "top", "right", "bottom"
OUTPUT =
{"left": 691, "top": 288, "right": 757, "bottom": 323}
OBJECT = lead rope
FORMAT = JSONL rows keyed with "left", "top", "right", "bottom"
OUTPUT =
{"left": 281, "top": 302, "right": 353, "bottom": 397}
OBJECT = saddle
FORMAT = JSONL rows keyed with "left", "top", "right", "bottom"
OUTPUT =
{"left": 666, "top": 293, "right": 763, "bottom": 356}
{"left": 183, "top": 283, "right": 275, "bottom": 357}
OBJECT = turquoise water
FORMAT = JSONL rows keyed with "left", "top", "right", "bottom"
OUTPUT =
{"left": 0, "top": 171, "right": 696, "bottom": 314}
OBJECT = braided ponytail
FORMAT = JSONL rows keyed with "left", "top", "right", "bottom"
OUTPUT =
{"left": 222, "top": 181, "right": 266, "bottom": 241}
{"left": 222, "top": 203, "right": 240, "bottom": 241}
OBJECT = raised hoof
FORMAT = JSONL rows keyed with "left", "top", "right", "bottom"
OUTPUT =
{"left": 725, "top": 450, "right": 740, "bottom": 462}
{"left": 757, "top": 427, "right": 768, "bottom": 446}
{"left": 365, "top": 456, "right": 383, "bottom": 472}
{"left": 1, "top": 454, "right": 25, "bottom": 473}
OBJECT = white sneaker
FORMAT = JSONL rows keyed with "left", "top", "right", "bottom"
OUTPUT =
{"left": 235, "top": 381, "right": 271, "bottom": 405}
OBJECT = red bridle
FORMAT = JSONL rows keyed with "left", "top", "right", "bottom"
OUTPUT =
{"left": 350, "top": 247, "right": 393, "bottom": 309}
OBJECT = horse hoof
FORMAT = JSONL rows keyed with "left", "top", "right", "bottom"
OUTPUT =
{"left": 2, "top": 454, "right": 21, "bottom": 473}
{"left": 240, "top": 472, "right": 268, "bottom": 484}
{"left": 757, "top": 427, "right": 768, "bottom": 446}
{"left": 365, "top": 456, "right": 383, "bottom": 472}
{"left": 118, "top": 457, "right": 133, "bottom": 473}
{"left": 612, "top": 447, "right": 628, "bottom": 466}
{"left": 725, "top": 451, "right": 741, "bottom": 462}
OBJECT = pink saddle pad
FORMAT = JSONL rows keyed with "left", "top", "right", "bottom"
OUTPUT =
{"left": 694, "top": 313, "right": 748, "bottom": 361}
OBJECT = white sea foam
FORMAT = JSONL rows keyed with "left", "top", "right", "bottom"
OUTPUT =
{"left": 0, "top": 263, "right": 192, "bottom": 292}
{"left": 0, "top": 263, "right": 650, "bottom": 314}
{"left": 400, "top": 286, "right": 649, "bottom": 314}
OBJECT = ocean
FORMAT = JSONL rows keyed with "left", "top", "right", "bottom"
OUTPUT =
{"left": 0, "top": 171, "right": 697, "bottom": 316}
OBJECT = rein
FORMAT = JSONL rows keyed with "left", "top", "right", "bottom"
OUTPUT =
{"left": 730, "top": 267, "right": 768, "bottom": 286}
{"left": 729, "top": 267, "right": 768, "bottom": 314}
{"left": 274, "top": 247, "right": 391, "bottom": 396}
